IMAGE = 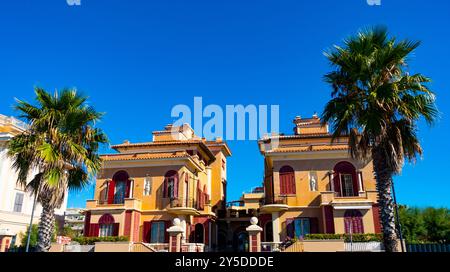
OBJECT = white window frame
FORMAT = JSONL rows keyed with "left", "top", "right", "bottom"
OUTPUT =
{"left": 99, "top": 224, "right": 113, "bottom": 237}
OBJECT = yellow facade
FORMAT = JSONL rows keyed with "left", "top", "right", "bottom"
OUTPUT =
{"left": 258, "top": 115, "right": 381, "bottom": 243}
{"left": 84, "top": 124, "right": 231, "bottom": 250}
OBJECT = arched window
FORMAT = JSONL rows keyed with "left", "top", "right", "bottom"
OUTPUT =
{"left": 163, "top": 170, "right": 179, "bottom": 199}
{"left": 108, "top": 171, "right": 130, "bottom": 204}
{"left": 279, "top": 166, "right": 296, "bottom": 195}
{"left": 98, "top": 214, "right": 119, "bottom": 237}
{"left": 344, "top": 210, "right": 364, "bottom": 234}
{"left": 194, "top": 224, "right": 204, "bottom": 243}
{"left": 333, "top": 162, "right": 358, "bottom": 197}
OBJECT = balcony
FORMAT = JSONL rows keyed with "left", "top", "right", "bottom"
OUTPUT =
{"left": 320, "top": 190, "right": 377, "bottom": 209}
{"left": 86, "top": 198, "right": 142, "bottom": 211}
{"left": 167, "top": 197, "right": 200, "bottom": 216}
{"left": 259, "top": 196, "right": 289, "bottom": 214}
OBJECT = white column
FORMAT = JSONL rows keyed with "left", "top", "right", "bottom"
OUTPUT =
{"left": 129, "top": 179, "right": 134, "bottom": 198}
{"left": 179, "top": 215, "right": 187, "bottom": 243}
{"left": 271, "top": 212, "right": 280, "bottom": 243}
{"left": 358, "top": 172, "right": 364, "bottom": 192}
{"left": 329, "top": 171, "right": 335, "bottom": 192}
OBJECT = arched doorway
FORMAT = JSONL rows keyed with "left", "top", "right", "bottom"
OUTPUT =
{"left": 217, "top": 230, "right": 227, "bottom": 252}
{"left": 264, "top": 222, "right": 273, "bottom": 242}
{"left": 333, "top": 162, "right": 358, "bottom": 197}
{"left": 194, "top": 223, "right": 204, "bottom": 243}
{"left": 110, "top": 171, "right": 130, "bottom": 204}
{"left": 344, "top": 210, "right": 364, "bottom": 234}
{"left": 236, "top": 232, "right": 249, "bottom": 252}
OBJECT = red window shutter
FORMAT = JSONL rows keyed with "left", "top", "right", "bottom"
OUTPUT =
{"left": 286, "top": 218, "right": 294, "bottom": 238}
{"left": 352, "top": 171, "right": 359, "bottom": 196}
{"left": 280, "top": 174, "right": 285, "bottom": 195}
{"left": 113, "top": 223, "right": 120, "bottom": 236}
{"left": 310, "top": 218, "right": 319, "bottom": 234}
{"left": 289, "top": 174, "right": 296, "bottom": 194}
{"left": 174, "top": 176, "right": 178, "bottom": 199}
{"left": 84, "top": 211, "right": 91, "bottom": 237}
{"left": 163, "top": 178, "right": 168, "bottom": 198}
{"left": 324, "top": 206, "right": 335, "bottom": 234}
{"left": 372, "top": 204, "right": 382, "bottom": 233}
{"left": 90, "top": 224, "right": 99, "bottom": 237}
{"left": 164, "top": 221, "right": 170, "bottom": 243}
{"left": 107, "top": 180, "right": 116, "bottom": 204}
{"left": 143, "top": 222, "right": 151, "bottom": 243}
{"left": 344, "top": 218, "right": 351, "bottom": 234}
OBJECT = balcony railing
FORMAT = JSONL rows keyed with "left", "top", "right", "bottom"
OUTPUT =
{"left": 262, "top": 195, "right": 289, "bottom": 206}
{"left": 169, "top": 198, "right": 197, "bottom": 208}
{"left": 261, "top": 242, "right": 282, "bottom": 252}
{"left": 181, "top": 243, "right": 205, "bottom": 252}
{"left": 86, "top": 199, "right": 142, "bottom": 210}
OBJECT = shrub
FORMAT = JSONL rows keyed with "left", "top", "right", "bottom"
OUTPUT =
{"left": 304, "top": 233, "right": 382, "bottom": 242}
{"left": 71, "top": 236, "right": 129, "bottom": 245}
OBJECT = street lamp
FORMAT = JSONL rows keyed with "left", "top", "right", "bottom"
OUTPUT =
{"left": 25, "top": 192, "right": 38, "bottom": 252}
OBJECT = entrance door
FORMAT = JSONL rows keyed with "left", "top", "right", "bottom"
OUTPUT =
{"left": 194, "top": 224, "right": 204, "bottom": 243}
{"left": 237, "top": 232, "right": 249, "bottom": 252}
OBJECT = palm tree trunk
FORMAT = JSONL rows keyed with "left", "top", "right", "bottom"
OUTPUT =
{"left": 372, "top": 147, "right": 398, "bottom": 252}
{"left": 36, "top": 203, "right": 55, "bottom": 252}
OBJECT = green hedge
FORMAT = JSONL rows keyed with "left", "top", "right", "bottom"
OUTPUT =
{"left": 71, "top": 236, "right": 129, "bottom": 245}
{"left": 304, "top": 233, "right": 382, "bottom": 242}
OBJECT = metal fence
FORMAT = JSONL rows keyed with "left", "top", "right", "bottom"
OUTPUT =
{"left": 64, "top": 245, "right": 95, "bottom": 252}
{"left": 345, "top": 242, "right": 384, "bottom": 252}
{"left": 406, "top": 244, "right": 450, "bottom": 252}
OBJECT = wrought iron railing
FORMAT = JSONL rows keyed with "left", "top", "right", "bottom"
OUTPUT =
{"left": 169, "top": 197, "right": 196, "bottom": 209}
{"left": 262, "top": 195, "right": 289, "bottom": 205}
{"left": 261, "top": 242, "right": 282, "bottom": 252}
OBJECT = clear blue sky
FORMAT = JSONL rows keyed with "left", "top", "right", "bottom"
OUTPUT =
{"left": 1, "top": 0, "right": 449, "bottom": 208}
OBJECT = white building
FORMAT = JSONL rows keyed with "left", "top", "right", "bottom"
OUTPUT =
{"left": 64, "top": 208, "right": 85, "bottom": 236}
{"left": 0, "top": 114, "right": 68, "bottom": 250}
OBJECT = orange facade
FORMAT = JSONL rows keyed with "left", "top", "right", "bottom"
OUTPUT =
{"left": 83, "top": 124, "right": 231, "bottom": 251}
{"left": 257, "top": 115, "right": 381, "bottom": 244}
{"left": 83, "top": 116, "right": 381, "bottom": 252}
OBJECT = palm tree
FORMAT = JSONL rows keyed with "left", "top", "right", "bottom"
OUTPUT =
{"left": 8, "top": 88, "right": 108, "bottom": 252}
{"left": 321, "top": 27, "right": 438, "bottom": 252}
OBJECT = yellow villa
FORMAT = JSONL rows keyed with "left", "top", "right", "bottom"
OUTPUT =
{"left": 82, "top": 115, "right": 382, "bottom": 252}
{"left": 257, "top": 114, "right": 381, "bottom": 247}
{"left": 83, "top": 124, "right": 231, "bottom": 251}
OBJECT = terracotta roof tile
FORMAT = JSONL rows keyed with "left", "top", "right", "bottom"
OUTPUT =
{"left": 267, "top": 144, "right": 349, "bottom": 153}
{"left": 101, "top": 151, "right": 189, "bottom": 161}
{"left": 111, "top": 140, "right": 205, "bottom": 149}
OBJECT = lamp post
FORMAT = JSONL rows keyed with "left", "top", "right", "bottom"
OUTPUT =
{"left": 391, "top": 181, "right": 405, "bottom": 252}
{"left": 25, "top": 192, "right": 38, "bottom": 252}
